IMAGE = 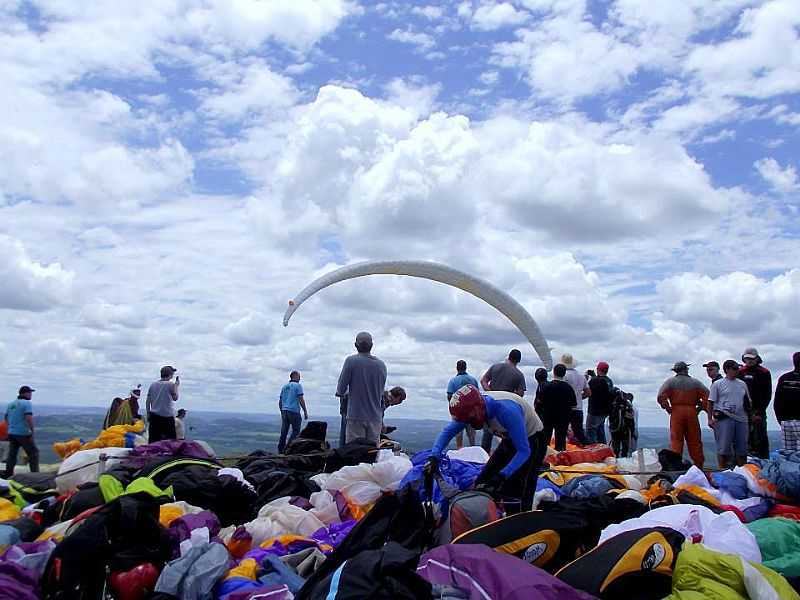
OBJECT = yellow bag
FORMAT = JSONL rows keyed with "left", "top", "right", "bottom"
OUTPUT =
{"left": 0, "top": 498, "right": 21, "bottom": 522}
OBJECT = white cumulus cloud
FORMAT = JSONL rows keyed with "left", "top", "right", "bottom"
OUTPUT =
{"left": 0, "top": 235, "right": 75, "bottom": 312}
{"left": 472, "top": 2, "right": 529, "bottom": 31}
{"left": 755, "top": 157, "right": 799, "bottom": 193}
{"left": 225, "top": 312, "right": 274, "bottom": 346}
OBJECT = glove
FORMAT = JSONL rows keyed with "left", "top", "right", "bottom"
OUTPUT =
{"left": 475, "top": 472, "right": 506, "bottom": 496}
{"left": 424, "top": 456, "right": 440, "bottom": 475}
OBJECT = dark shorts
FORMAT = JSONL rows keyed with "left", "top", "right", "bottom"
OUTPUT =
{"left": 148, "top": 413, "right": 176, "bottom": 443}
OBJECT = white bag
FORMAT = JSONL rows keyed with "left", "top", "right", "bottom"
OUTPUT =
{"left": 55, "top": 447, "right": 131, "bottom": 494}
{"left": 599, "top": 503, "right": 762, "bottom": 563}
{"left": 615, "top": 449, "right": 662, "bottom": 486}
{"left": 339, "top": 480, "right": 382, "bottom": 507}
{"left": 446, "top": 446, "right": 490, "bottom": 464}
{"left": 308, "top": 491, "right": 342, "bottom": 525}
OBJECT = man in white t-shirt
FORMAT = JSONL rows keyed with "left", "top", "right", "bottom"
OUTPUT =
{"left": 709, "top": 360, "right": 751, "bottom": 468}
{"left": 146, "top": 365, "right": 180, "bottom": 443}
{"left": 561, "top": 353, "right": 589, "bottom": 445}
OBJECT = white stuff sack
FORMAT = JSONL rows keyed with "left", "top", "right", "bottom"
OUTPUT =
{"left": 615, "top": 449, "right": 662, "bottom": 486}
{"left": 322, "top": 455, "right": 413, "bottom": 493}
{"left": 55, "top": 447, "right": 132, "bottom": 494}
{"left": 308, "top": 491, "right": 342, "bottom": 525}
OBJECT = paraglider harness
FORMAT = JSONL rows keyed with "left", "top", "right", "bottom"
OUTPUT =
{"left": 423, "top": 463, "right": 499, "bottom": 545}
{"left": 609, "top": 388, "right": 636, "bottom": 457}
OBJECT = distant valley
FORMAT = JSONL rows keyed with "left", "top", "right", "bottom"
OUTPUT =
{"left": 22, "top": 406, "right": 784, "bottom": 468}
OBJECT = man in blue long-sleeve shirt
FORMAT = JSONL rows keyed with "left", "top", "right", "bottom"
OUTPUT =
{"left": 429, "top": 384, "right": 545, "bottom": 512}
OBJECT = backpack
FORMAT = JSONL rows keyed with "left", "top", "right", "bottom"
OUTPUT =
{"left": 42, "top": 493, "right": 172, "bottom": 600}
{"left": 432, "top": 470, "right": 499, "bottom": 544}
{"left": 452, "top": 508, "right": 589, "bottom": 573}
{"left": 296, "top": 485, "right": 434, "bottom": 600}
{"left": 609, "top": 391, "right": 634, "bottom": 437}
{"left": 556, "top": 526, "right": 685, "bottom": 600}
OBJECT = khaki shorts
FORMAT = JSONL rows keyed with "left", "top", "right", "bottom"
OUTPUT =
{"left": 346, "top": 419, "right": 381, "bottom": 445}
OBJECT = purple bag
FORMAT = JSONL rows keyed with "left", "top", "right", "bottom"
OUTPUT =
{"left": 417, "top": 544, "right": 598, "bottom": 600}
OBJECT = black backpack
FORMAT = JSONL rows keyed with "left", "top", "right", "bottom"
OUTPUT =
{"left": 609, "top": 391, "right": 634, "bottom": 436}
{"left": 295, "top": 484, "right": 435, "bottom": 600}
{"left": 42, "top": 493, "right": 172, "bottom": 600}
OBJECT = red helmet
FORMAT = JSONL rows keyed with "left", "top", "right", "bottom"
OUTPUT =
{"left": 449, "top": 384, "right": 486, "bottom": 429}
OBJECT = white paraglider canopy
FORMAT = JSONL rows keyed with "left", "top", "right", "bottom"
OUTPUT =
{"left": 282, "top": 260, "right": 553, "bottom": 369}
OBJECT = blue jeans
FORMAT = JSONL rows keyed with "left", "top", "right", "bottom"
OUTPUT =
{"left": 586, "top": 414, "right": 608, "bottom": 444}
{"left": 278, "top": 410, "right": 302, "bottom": 453}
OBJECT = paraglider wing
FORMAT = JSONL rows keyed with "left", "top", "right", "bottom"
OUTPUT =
{"left": 283, "top": 260, "right": 553, "bottom": 369}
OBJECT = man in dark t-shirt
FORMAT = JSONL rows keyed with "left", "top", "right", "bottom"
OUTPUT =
{"left": 540, "top": 364, "right": 574, "bottom": 451}
{"left": 480, "top": 349, "right": 527, "bottom": 451}
{"left": 587, "top": 361, "right": 615, "bottom": 444}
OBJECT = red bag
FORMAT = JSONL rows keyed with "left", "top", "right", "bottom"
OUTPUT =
{"left": 109, "top": 563, "right": 160, "bottom": 600}
{"left": 0, "top": 420, "right": 8, "bottom": 441}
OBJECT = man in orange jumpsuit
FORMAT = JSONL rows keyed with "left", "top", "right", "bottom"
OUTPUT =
{"left": 657, "top": 362, "right": 710, "bottom": 468}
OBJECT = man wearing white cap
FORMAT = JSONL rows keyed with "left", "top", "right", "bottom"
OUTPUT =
{"left": 737, "top": 347, "right": 772, "bottom": 458}
{"left": 560, "top": 353, "right": 589, "bottom": 445}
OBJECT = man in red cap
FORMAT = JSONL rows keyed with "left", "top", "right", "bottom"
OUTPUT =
{"left": 428, "top": 384, "right": 545, "bottom": 512}
{"left": 587, "top": 361, "right": 614, "bottom": 444}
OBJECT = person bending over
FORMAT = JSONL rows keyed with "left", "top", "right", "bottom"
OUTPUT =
{"left": 427, "top": 384, "right": 545, "bottom": 512}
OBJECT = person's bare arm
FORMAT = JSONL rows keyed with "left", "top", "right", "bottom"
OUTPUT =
{"left": 25, "top": 414, "right": 34, "bottom": 435}
{"left": 480, "top": 370, "right": 492, "bottom": 391}
{"left": 299, "top": 395, "right": 308, "bottom": 419}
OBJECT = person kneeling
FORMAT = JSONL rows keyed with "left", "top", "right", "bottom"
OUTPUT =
{"left": 427, "top": 384, "right": 545, "bottom": 513}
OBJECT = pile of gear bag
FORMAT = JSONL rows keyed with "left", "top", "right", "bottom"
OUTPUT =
{"left": 2, "top": 420, "right": 800, "bottom": 599}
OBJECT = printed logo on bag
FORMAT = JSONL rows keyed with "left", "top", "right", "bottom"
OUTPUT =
{"left": 523, "top": 542, "right": 548, "bottom": 564}
{"left": 641, "top": 543, "right": 666, "bottom": 570}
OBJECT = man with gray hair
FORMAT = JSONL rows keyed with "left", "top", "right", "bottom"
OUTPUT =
{"left": 336, "top": 332, "right": 387, "bottom": 445}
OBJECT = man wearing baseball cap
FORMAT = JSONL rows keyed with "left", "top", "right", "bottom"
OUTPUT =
{"left": 587, "top": 361, "right": 614, "bottom": 444}
{"left": 146, "top": 366, "right": 180, "bottom": 443}
{"left": 703, "top": 361, "right": 722, "bottom": 384}
{"left": 3, "top": 386, "right": 39, "bottom": 478}
{"left": 737, "top": 347, "right": 772, "bottom": 458}
{"left": 657, "top": 362, "right": 709, "bottom": 468}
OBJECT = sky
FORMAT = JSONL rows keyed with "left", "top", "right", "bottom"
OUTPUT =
{"left": 0, "top": 0, "right": 798, "bottom": 429}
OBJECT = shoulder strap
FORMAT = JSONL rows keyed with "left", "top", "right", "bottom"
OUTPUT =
{"left": 432, "top": 468, "right": 462, "bottom": 501}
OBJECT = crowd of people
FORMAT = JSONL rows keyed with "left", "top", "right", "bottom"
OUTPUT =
{"left": 658, "top": 349, "right": 800, "bottom": 470}
{"left": 3, "top": 333, "right": 800, "bottom": 499}
{"left": 425, "top": 346, "right": 800, "bottom": 514}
